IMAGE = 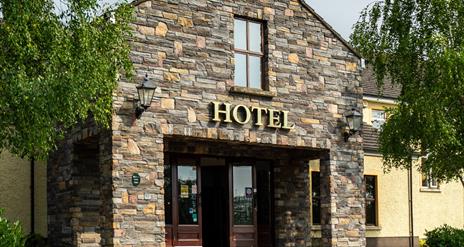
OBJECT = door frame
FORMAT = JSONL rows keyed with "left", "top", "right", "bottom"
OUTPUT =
{"left": 171, "top": 157, "right": 202, "bottom": 246}
{"left": 165, "top": 153, "right": 275, "bottom": 247}
{"left": 228, "top": 159, "right": 259, "bottom": 247}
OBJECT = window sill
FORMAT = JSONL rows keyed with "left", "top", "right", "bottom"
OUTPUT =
{"left": 230, "top": 86, "right": 277, "bottom": 98}
{"left": 420, "top": 187, "right": 441, "bottom": 193}
{"left": 366, "top": 225, "right": 382, "bottom": 231}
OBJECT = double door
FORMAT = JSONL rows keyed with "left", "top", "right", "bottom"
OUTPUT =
{"left": 165, "top": 156, "right": 272, "bottom": 247}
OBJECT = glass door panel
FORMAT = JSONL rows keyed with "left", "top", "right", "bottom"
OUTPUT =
{"left": 231, "top": 165, "right": 257, "bottom": 247}
{"left": 178, "top": 166, "right": 199, "bottom": 225}
{"left": 233, "top": 166, "right": 253, "bottom": 225}
{"left": 174, "top": 163, "right": 201, "bottom": 246}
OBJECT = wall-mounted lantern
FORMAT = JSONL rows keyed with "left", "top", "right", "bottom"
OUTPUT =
{"left": 343, "top": 108, "right": 362, "bottom": 141}
{"left": 135, "top": 74, "right": 157, "bottom": 119}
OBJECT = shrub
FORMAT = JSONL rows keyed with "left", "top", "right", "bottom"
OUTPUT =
{"left": 0, "top": 209, "right": 24, "bottom": 247}
{"left": 419, "top": 239, "right": 428, "bottom": 247}
{"left": 25, "top": 233, "right": 48, "bottom": 247}
{"left": 425, "top": 225, "right": 464, "bottom": 247}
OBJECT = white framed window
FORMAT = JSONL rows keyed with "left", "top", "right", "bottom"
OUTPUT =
{"left": 422, "top": 170, "right": 439, "bottom": 189}
{"left": 371, "top": 109, "right": 386, "bottom": 129}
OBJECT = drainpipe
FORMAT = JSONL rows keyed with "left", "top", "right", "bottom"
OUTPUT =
{"left": 30, "top": 158, "right": 35, "bottom": 234}
{"left": 408, "top": 166, "right": 414, "bottom": 247}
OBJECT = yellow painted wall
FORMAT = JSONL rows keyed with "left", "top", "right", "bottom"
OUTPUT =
{"left": 0, "top": 151, "right": 47, "bottom": 236}
{"left": 364, "top": 155, "right": 410, "bottom": 237}
{"left": 365, "top": 154, "right": 464, "bottom": 238}
{"left": 412, "top": 169, "right": 464, "bottom": 238}
{"left": 363, "top": 98, "right": 464, "bottom": 238}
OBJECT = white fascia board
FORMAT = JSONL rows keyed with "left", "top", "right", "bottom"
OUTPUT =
{"left": 363, "top": 95, "right": 397, "bottom": 105}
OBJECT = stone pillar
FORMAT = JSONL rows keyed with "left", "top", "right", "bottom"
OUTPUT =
{"left": 274, "top": 159, "right": 311, "bottom": 247}
{"left": 110, "top": 115, "right": 166, "bottom": 246}
{"left": 47, "top": 127, "right": 113, "bottom": 246}
{"left": 320, "top": 149, "right": 365, "bottom": 247}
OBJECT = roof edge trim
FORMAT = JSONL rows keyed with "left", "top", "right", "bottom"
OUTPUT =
{"left": 298, "top": 0, "right": 362, "bottom": 58}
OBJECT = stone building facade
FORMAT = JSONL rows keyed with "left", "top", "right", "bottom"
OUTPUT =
{"left": 48, "top": 0, "right": 365, "bottom": 246}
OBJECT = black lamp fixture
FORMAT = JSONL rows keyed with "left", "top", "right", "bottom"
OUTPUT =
{"left": 343, "top": 108, "right": 362, "bottom": 141}
{"left": 135, "top": 74, "right": 157, "bottom": 119}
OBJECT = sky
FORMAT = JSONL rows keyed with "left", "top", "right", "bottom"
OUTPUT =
{"left": 306, "top": 0, "right": 373, "bottom": 40}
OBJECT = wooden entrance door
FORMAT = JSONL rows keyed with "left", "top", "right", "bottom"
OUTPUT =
{"left": 229, "top": 164, "right": 258, "bottom": 247}
{"left": 172, "top": 159, "right": 202, "bottom": 246}
{"left": 166, "top": 156, "right": 270, "bottom": 247}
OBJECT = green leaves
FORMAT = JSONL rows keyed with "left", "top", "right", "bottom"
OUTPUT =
{"left": 0, "top": 209, "right": 24, "bottom": 247}
{"left": 351, "top": 0, "right": 464, "bottom": 185}
{"left": 0, "top": 0, "right": 133, "bottom": 160}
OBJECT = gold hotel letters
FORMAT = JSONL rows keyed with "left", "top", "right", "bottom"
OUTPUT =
{"left": 211, "top": 102, "right": 294, "bottom": 130}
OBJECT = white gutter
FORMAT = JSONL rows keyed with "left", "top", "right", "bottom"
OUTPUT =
{"left": 363, "top": 95, "right": 397, "bottom": 105}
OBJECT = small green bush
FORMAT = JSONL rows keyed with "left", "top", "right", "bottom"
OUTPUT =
{"left": 425, "top": 225, "right": 464, "bottom": 247}
{"left": 0, "top": 209, "right": 24, "bottom": 247}
{"left": 25, "top": 233, "right": 48, "bottom": 247}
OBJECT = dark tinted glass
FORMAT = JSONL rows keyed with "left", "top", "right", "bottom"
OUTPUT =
{"left": 311, "top": 172, "right": 321, "bottom": 224}
{"left": 365, "top": 176, "right": 376, "bottom": 199}
{"left": 365, "top": 175, "right": 377, "bottom": 226}
{"left": 257, "top": 163, "right": 271, "bottom": 225}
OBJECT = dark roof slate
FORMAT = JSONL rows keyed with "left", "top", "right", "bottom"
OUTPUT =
{"left": 362, "top": 67, "right": 401, "bottom": 99}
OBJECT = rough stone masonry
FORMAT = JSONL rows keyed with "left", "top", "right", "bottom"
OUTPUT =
{"left": 48, "top": 0, "right": 366, "bottom": 246}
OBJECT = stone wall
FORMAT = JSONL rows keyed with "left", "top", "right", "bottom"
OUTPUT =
{"left": 274, "top": 159, "right": 311, "bottom": 247}
{"left": 48, "top": 123, "right": 113, "bottom": 246}
{"left": 48, "top": 0, "right": 365, "bottom": 246}
{"left": 111, "top": 0, "right": 364, "bottom": 246}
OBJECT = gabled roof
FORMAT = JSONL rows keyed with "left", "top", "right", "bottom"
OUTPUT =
{"left": 131, "top": 0, "right": 362, "bottom": 58}
{"left": 297, "top": 0, "right": 361, "bottom": 58}
{"left": 362, "top": 67, "right": 401, "bottom": 99}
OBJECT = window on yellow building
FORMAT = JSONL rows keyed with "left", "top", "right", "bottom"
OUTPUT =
{"left": 365, "top": 175, "right": 378, "bottom": 226}
{"left": 371, "top": 110, "right": 386, "bottom": 129}
{"left": 421, "top": 171, "right": 439, "bottom": 189}
{"left": 311, "top": 171, "right": 321, "bottom": 225}
{"left": 234, "top": 17, "right": 264, "bottom": 89}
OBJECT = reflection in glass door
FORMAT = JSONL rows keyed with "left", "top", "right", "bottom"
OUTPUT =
{"left": 178, "top": 166, "right": 199, "bottom": 225}
{"left": 174, "top": 163, "right": 201, "bottom": 246}
{"left": 231, "top": 165, "right": 257, "bottom": 247}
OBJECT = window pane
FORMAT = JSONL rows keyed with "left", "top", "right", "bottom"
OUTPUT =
{"left": 422, "top": 174, "right": 429, "bottom": 187}
{"left": 234, "top": 19, "right": 247, "bottom": 50}
{"left": 249, "top": 22, "right": 262, "bottom": 52}
{"left": 249, "top": 56, "right": 262, "bottom": 89}
{"left": 178, "top": 166, "right": 198, "bottom": 225}
{"left": 366, "top": 200, "right": 377, "bottom": 225}
{"left": 233, "top": 166, "right": 253, "bottom": 225}
{"left": 365, "top": 176, "right": 376, "bottom": 199}
{"left": 234, "top": 53, "right": 247, "bottom": 87}
{"left": 372, "top": 110, "right": 386, "bottom": 129}
{"left": 311, "top": 172, "right": 321, "bottom": 225}
{"left": 365, "top": 176, "right": 377, "bottom": 226}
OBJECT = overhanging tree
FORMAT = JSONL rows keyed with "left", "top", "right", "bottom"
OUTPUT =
{"left": 0, "top": 0, "right": 133, "bottom": 160}
{"left": 351, "top": 0, "right": 464, "bottom": 186}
